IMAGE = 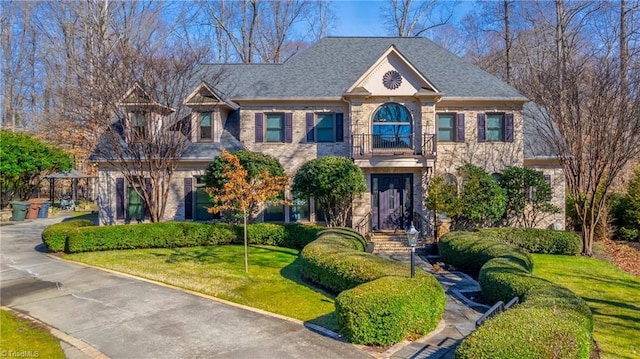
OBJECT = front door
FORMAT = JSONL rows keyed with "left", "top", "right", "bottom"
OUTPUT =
{"left": 371, "top": 174, "right": 412, "bottom": 231}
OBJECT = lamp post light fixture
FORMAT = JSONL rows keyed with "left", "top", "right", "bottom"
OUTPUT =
{"left": 406, "top": 222, "right": 419, "bottom": 278}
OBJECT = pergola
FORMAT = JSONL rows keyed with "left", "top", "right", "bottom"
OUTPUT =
{"left": 45, "top": 169, "right": 97, "bottom": 205}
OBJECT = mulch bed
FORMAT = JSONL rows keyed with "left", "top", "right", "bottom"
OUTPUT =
{"left": 600, "top": 239, "right": 640, "bottom": 277}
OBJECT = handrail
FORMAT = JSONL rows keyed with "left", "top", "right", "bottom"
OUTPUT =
{"left": 355, "top": 211, "right": 372, "bottom": 237}
{"left": 475, "top": 296, "right": 519, "bottom": 328}
{"left": 412, "top": 211, "right": 433, "bottom": 240}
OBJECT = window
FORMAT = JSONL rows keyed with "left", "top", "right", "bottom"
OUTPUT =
{"left": 194, "top": 177, "right": 219, "bottom": 220}
{"left": 438, "top": 114, "right": 455, "bottom": 142}
{"left": 316, "top": 114, "right": 335, "bottom": 142}
{"left": 486, "top": 113, "right": 505, "bottom": 141}
{"left": 256, "top": 113, "right": 291, "bottom": 143}
{"left": 266, "top": 114, "right": 284, "bottom": 142}
{"left": 290, "top": 196, "right": 310, "bottom": 222}
{"left": 306, "top": 113, "right": 344, "bottom": 143}
{"left": 264, "top": 196, "right": 285, "bottom": 222}
{"left": 132, "top": 112, "right": 146, "bottom": 139}
{"left": 478, "top": 113, "right": 513, "bottom": 143}
{"left": 199, "top": 112, "right": 212, "bottom": 140}
{"left": 372, "top": 103, "right": 412, "bottom": 149}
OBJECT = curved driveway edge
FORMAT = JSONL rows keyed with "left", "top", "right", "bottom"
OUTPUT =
{"left": 0, "top": 218, "right": 372, "bottom": 359}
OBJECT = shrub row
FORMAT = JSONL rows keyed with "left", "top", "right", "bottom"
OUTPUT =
{"left": 42, "top": 221, "right": 323, "bottom": 253}
{"left": 437, "top": 232, "right": 593, "bottom": 359}
{"left": 301, "top": 228, "right": 445, "bottom": 346}
{"left": 437, "top": 231, "right": 532, "bottom": 276}
{"left": 41, "top": 220, "right": 96, "bottom": 252}
{"left": 479, "top": 227, "right": 581, "bottom": 255}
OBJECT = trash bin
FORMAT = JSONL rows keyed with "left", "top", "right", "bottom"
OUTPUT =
{"left": 38, "top": 201, "right": 52, "bottom": 218}
{"left": 10, "top": 201, "right": 30, "bottom": 221}
{"left": 26, "top": 201, "right": 42, "bottom": 219}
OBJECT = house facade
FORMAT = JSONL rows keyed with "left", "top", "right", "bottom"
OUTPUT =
{"left": 92, "top": 37, "right": 565, "bottom": 230}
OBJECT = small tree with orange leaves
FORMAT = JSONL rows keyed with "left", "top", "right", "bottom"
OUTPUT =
{"left": 206, "top": 150, "right": 290, "bottom": 272}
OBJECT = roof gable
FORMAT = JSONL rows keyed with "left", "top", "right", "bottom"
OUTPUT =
{"left": 184, "top": 81, "right": 239, "bottom": 109}
{"left": 347, "top": 45, "right": 439, "bottom": 96}
{"left": 118, "top": 83, "right": 175, "bottom": 115}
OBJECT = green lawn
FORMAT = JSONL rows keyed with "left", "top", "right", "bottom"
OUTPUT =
{"left": 64, "top": 245, "right": 339, "bottom": 331}
{"left": 0, "top": 310, "right": 65, "bottom": 359}
{"left": 532, "top": 254, "right": 640, "bottom": 359}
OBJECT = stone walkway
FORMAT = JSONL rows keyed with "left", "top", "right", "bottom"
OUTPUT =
{"left": 376, "top": 253, "right": 487, "bottom": 359}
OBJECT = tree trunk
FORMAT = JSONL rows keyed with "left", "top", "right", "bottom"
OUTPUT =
{"left": 581, "top": 221, "right": 594, "bottom": 256}
{"left": 243, "top": 209, "right": 248, "bottom": 273}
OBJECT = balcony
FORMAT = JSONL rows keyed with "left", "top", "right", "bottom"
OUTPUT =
{"left": 351, "top": 133, "right": 436, "bottom": 159}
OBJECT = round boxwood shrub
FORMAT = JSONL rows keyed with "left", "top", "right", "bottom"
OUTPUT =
{"left": 41, "top": 219, "right": 95, "bottom": 252}
{"left": 336, "top": 276, "right": 445, "bottom": 346}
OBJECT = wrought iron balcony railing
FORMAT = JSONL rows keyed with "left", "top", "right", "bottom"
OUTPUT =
{"left": 351, "top": 133, "right": 436, "bottom": 158}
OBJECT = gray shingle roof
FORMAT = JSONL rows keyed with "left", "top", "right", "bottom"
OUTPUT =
{"left": 524, "top": 102, "right": 560, "bottom": 159}
{"left": 200, "top": 37, "right": 526, "bottom": 100}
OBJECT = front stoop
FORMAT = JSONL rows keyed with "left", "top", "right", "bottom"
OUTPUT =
{"left": 369, "top": 232, "right": 429, "bottom": 254}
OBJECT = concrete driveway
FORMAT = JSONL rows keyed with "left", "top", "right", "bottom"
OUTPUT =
{"left": 0, "top": 218, "right": 372, "bottom": 359}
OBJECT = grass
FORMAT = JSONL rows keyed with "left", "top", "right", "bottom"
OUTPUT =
{"left": 532, "top": 254, "right": 640, "bottom": 359}
{"left": 0, "top": 310, "right": 65, "bottom": 359}
{"left": 64, "top": 245, "right": 339, "bottom": 331}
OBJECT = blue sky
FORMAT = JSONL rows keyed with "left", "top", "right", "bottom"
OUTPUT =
{"left": 328, "top": 0, "right": 472, "bottom": 37}
{"left": 330, "top": 1, "right": 388, "bottom": 36}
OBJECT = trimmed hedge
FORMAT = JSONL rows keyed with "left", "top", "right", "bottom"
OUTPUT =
{"left": 437, "top": 231, "right": 593, "bottom": 359}
{"left": 300, "top": 228, "right": 412, "bottom": 292}
{"left": 336, "top": 276, "right": 445, "bottom": 346}
{"left": 41, "top": 220, "right": 96, "bottom": 252}
{"left": 479, "top": 227, "right": 581, "bottom": 255}
{"left": 301, "top": 228, "right": 445, "bottom": 346}
{"left": 455, "top": 307, "right": 592, "bottom": 359}
{"left": 42, "top": 221, "right": 323, "bottom": 253}
{"left": 438, "top": 231, "right": 533, "bottom": 275}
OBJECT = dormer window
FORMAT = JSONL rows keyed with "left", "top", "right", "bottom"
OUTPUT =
{"left": 199, "top": 112, "right": 212, "bottom": 141}
{"left": 132, "top": 111, "right": 147, "bottom": 140}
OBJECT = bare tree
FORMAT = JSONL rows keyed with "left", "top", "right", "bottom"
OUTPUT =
{"left": 29, "top": 1, "right": 208, "bottom": 222}
{"left": 1, "top": 1, "right": 39, "bottom": 130}
{"left": 382, "top": 0, "right": 455, "bottom": 37}
{"left": 200, "top": 0, "right": 333, "bottom": 63}
{"left": 524, "top": 1, "right": 640, "bottom": 256}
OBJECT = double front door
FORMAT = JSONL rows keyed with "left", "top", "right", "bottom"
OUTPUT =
{"left": 371, "top": 174, "right": 413, "bottom": 231}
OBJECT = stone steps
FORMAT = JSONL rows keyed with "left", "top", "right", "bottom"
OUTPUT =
{"left": 369, "top": 232, "right": 427, "bottom": 254}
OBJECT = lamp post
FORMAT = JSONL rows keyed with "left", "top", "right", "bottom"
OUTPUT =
{"left": 406, "top": 222, "right": 419, "bottom": 278}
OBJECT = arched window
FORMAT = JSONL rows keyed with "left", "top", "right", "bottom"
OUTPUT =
{"left": 372, "top": 103, "right": 412, "bottom": 149}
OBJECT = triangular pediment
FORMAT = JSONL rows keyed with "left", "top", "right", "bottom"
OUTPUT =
{"left": 120, "top": 83, "right": 154, "bottom": 104}
{"left": 118, "top": 83, "right": 174, "bottom": 115}
{"left": 346, "top": 45, "right": 439, "bottom": 97}
{"left": 184, "top": 81, "right": 239, "bottom": 110}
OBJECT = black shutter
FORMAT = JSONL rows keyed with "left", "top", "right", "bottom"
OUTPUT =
{"left": 477, "top": 113, "right": 486, "bottom": 143}
{"left": 505, "top": 113, "right": 514, "bottom": 142}
{"left": 306, "top": 113, "right": 315, "bottom": 142}
{"left": 255, "top": 113, "right": 263, "bottom": 143}
{"left": 184, "top": 178, "right": 193, "bottom": 220}
{"left": 144, "top": 178, "right": 151, "bottom": 219}
{"left": 456, "top": 113, "right": 465, "bottom": 142}
{"left": 284, "top": 113, "right": 293, "bottom": 143}
{"left": 335, "top": 113, "right": 344, "bottom": 142}
{"left": 116, "top": 178, "right": 124, "bottom": 220}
